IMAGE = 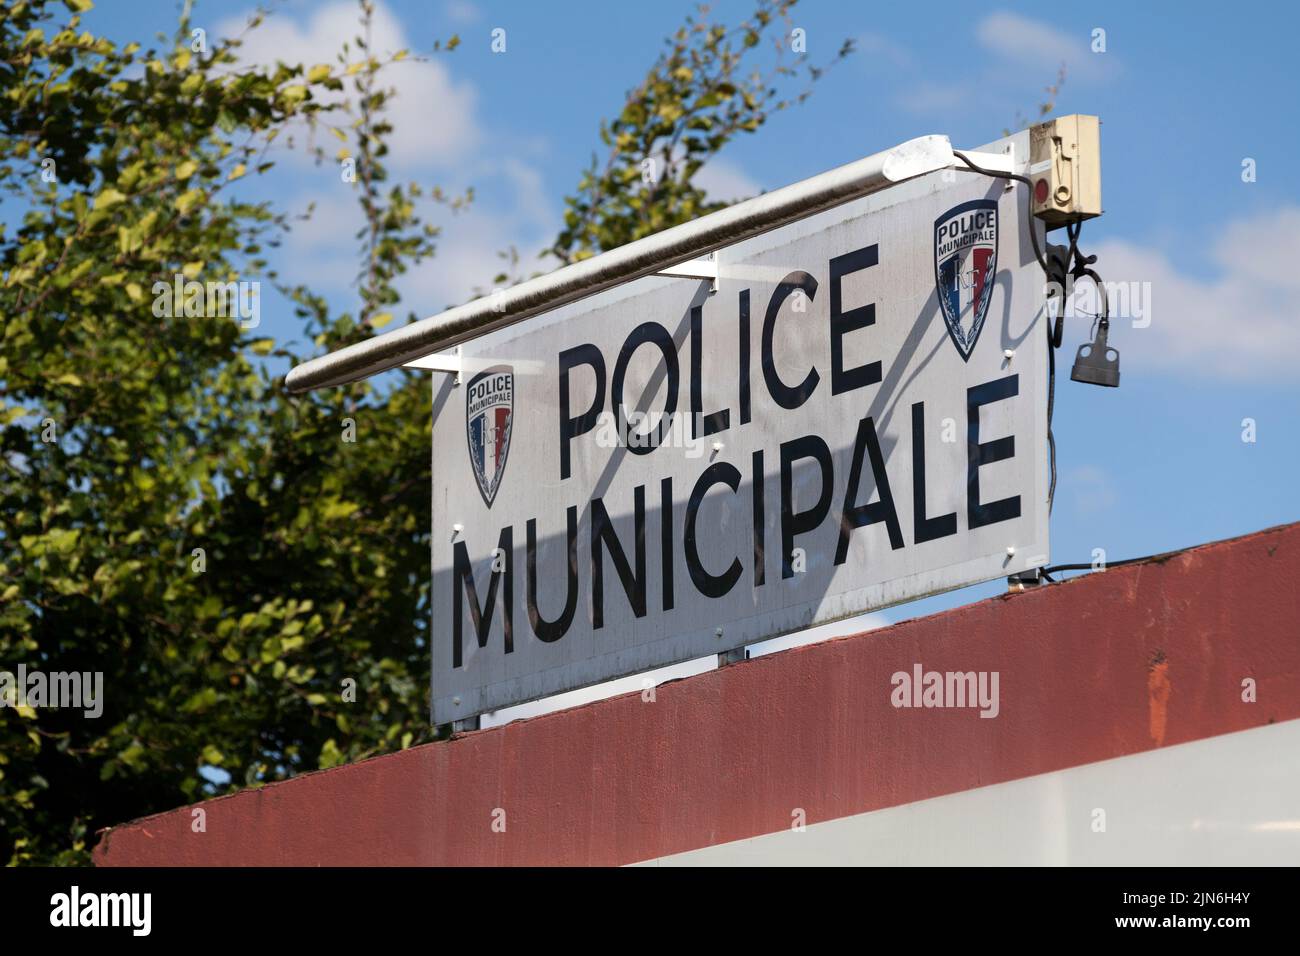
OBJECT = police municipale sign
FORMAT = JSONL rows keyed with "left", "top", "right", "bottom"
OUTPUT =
{"left": 431, "top": 135, "right": 1048, "bottom": 724}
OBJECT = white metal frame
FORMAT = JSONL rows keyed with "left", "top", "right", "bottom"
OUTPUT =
{"left": 284, "top": 134, "right": 968, "bottom": 393}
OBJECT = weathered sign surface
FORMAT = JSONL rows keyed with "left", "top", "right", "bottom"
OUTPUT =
{"left": 431, "top": 134, "right": 1048, "bottom": 724}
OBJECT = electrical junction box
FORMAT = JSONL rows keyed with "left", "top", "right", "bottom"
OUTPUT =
{"left": 1029, "top": 114, "right": 1101, "bottom": 227}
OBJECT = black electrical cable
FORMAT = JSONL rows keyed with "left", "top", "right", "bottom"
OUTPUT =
{"left": 946, "top": 157, "right": 1129, "bottom": 575}
{"left": 1066, "top": 221, "right": 1082, "bottom": 273}
{"left": 1046, "top": 320, "right": 1056, "bottom": 510}
{"left": 952, "top": 150, "right": 1049, "bottom": 271}
{"left": 1081, "top": 265, "right": 1110, "bottom": 335}
{"left": 1062, "top": 220, "right": 1110, "bottom": 336}
{"left": 1042, "top": 549, "right": 1181, "bottom": 577}
{"left": 951, "top": 149, "right": 1059, "bottom": 510}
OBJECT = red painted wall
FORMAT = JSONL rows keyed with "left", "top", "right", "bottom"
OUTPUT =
{"left": 95, "top": 522, "right": 1300, "bottom": 866}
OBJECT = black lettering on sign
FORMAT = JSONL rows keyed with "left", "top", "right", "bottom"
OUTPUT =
{"left": 612, "top": 321, "right": 678, "bottom": 456}
{"left": 835, "top": 415, "right": 902, "bottom": 565}
{"left": 526, "top": 508, "right": 578, "bottom": 643}
{"left": 779, "top": 434, "right": 833, "bottom": 579}
{"left": 591, "top": 485, "right": 647, "bottom": 628}
{"left": 558, "top": 343, "right": 605, "bottom": 481}
{"left": 751, "top": 449, "right": 765, "bottom": 587}
{"left": 739, "top": 289, "right": 752, "bottom": 426}
{"left": 661, "top": 477, "right": 675, "bottom": 612}
{"left": 829, "top": 245, "right": 881, "bottom": 395}
{"left": 967, "top": 374, "right": 1021, "bottom": 529}
{"left": 684, "top": 462, "right": 744, "bottom": 599}
{"left": 690, "top": 304, "right": 730, "bottom": 438}
{"left": 453, "top": 526, "right": 513, "bottom": 668}
{"left": 762, "top": 272, "right": 820, "bottom": 410}
{"left": 469, "top": 372, "right": 512, "bottom": 405}
{"left": 912, "top": 401, "right": 958, "bottom": 544}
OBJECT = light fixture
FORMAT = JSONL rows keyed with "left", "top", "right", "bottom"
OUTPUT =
{"left": 1070, "top": 318, "right": 1120, "bottom": 387}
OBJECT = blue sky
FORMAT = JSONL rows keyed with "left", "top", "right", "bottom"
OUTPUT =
{"left": 89, "top": 1, "right": 1298, "bottom": 651}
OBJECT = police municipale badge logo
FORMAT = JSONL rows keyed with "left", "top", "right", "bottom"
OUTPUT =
{"left": 934, "top": 199, "right": 998, "bottom": 361}
{"left": 466, "top": 365, "right": 514, "bottom": 508}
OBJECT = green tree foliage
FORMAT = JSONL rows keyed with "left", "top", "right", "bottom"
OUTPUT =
{"left": 0, "top": 0, "right": 843, "bottom": 864}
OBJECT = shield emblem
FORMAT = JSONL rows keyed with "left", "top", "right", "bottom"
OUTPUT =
{"left": 934, "top": 199, "right": 999, "bottom": 362}
{"left": 465, "top": 365, "right": 514, "bottom": 508}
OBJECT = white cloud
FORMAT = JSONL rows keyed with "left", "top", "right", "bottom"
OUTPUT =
{"left": 400, "top": 153, "right": 764, "bottom": 312}
{"left": 276, "top": 196, "right": 365, "bottom": 297}
{"left": 218, "top": 1, "right": 479, "bottom": 168}
{"left": 275, "top": 160, "right": 558, "bottom": 316}
{"left": 891, "top": 12, "right": 1112, "bottom": 116}
{"left": 228, "top": 0, "right": 762, "bottom": 310}
{"left": 496, "top": 158, "right": 554, "bottom": 234}
{"left": 394, "top": 157, "right": 560, "bottom": 312}
{"left": 218, "top": 3, "right": 560, "bottom": 318}
{"left": 397, "top": 213, "right": 556, "bottom": 314}
{"left": 1215, "top": 209, "right": 1300, "bottom": 290}
{"left": 976, "top": 11, "right": 1114, "bottom": 81}
{"left": 853, "top": 31, "right": 912, "bottom": 70}
{"left": 1089, "top": 207, "right": 1300, "bottom": 382}
{"left": 695, "top": 158, "right": 762, "bottom": 203}
{"left": 442, "top": 0, "right": 481, "bottom": 25}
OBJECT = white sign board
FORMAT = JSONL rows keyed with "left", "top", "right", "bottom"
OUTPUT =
{"left": 431, "top": 136, "right": 1048, "bottom": 724}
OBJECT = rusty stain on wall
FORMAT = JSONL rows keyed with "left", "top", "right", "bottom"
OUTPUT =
{"left": 1148, "top": 650, "right": 1171, "bottom": 746}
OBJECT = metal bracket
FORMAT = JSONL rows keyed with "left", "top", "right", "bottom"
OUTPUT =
{"left": 287, "top": 134, "right": 957, "bottom": 393}
{"left": 451, "top": 715, "right": 480, "bottom": 733}
{"left": 402, "top": 344, "right": 462, "bottom": 385}
{"left": 657, "top": 253, "right": 718, "bottom": 294}
{"left": 1007, "top": 568, "right": 1044, "bottom": 592}
{"left": 718, "top": 647, "right": 747, "bottom": 666}
{"left": 958, "top": 144, "right": 1017, "bottom": 178}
